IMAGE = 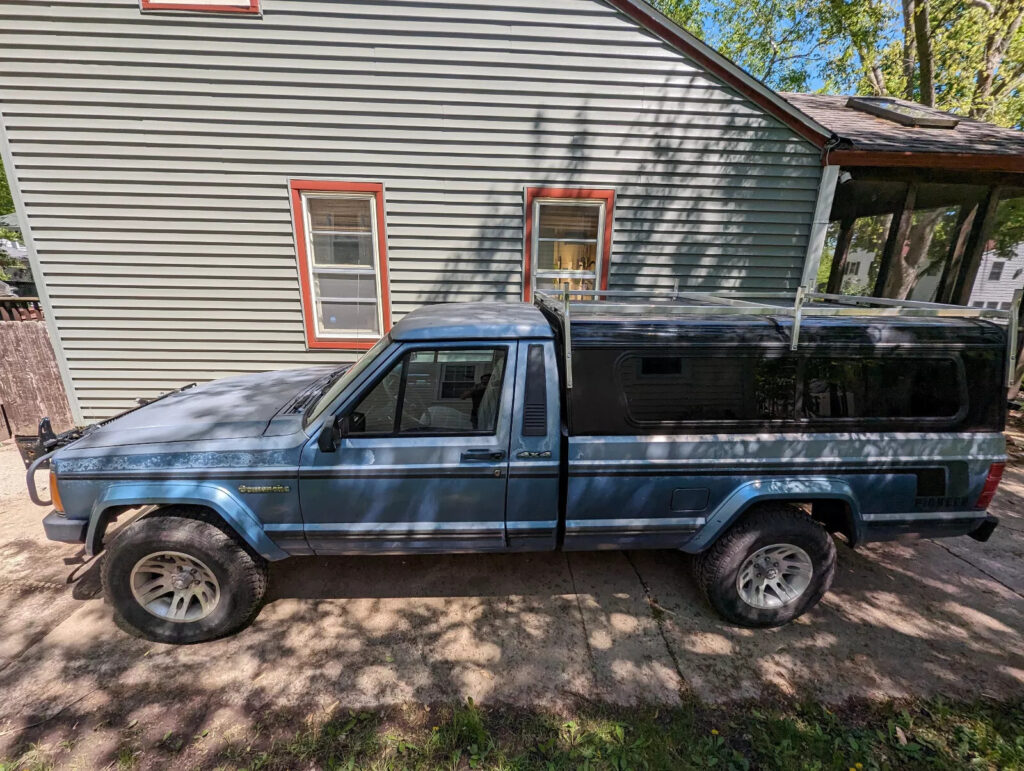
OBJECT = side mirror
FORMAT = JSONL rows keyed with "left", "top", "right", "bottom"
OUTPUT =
{"left": 317, "top": 414, "right": 349, "bottom": 453}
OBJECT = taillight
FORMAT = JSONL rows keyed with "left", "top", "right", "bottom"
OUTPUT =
{"left": 49, "top": 470, "right": 64, "bottom": 513}
{"left": 974, "top": 462, "right": 1005, "bottom": 510}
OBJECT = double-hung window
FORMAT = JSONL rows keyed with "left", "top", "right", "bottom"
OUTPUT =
{"left": 523, "top": 187, "right": 614, "bottom": 302}
{"left": 290, "top": 180, "right": 391, "bottom": 350}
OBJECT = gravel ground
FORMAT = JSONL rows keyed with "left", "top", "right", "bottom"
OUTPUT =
{"left": 0, "top": 428, "right": 1022, "bottom": 767}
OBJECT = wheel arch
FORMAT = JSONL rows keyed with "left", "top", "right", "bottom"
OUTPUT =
{"left": 86, "top": 481, "right": 289, "bottom": 561}
{"left": 681, "top": 478, "right": 862, "bottom": 554}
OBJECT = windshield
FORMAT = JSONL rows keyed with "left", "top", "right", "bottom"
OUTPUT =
{"left": 305, "top": 334, "right": 393, "bottom": 425}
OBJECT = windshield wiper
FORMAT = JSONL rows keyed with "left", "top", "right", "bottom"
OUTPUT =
{"left": 291, "top": 365, "right": 351, "bottom": 416}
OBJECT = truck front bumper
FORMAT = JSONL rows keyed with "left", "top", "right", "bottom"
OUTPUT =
{"left": 42, "top": 511, "right": 87, "bottom": 544}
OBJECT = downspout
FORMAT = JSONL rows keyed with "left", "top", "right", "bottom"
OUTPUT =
{"left": 798, "top": 134, "right": 844, "bottom": 291}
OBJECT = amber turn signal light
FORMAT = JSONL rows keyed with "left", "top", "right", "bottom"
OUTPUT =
{"left": 49, "top": 470, "right": 64, "bottom": 513}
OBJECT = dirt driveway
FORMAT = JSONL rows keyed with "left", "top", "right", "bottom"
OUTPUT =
{"left": 1, "top": 437, "right": 1023, "bottom": 765}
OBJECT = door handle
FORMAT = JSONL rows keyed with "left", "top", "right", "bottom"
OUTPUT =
{"left": 461, "top": 449, "right": 506, "bottom": 462}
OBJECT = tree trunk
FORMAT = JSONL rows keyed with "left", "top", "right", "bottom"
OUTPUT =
{"left": 901, "top": 0, "right": 916, "bottom": 100}
{"left": 913, "top": 0, "right": 935, "bottom": 106}
{"left": 884, "top": 209, "right": 945, "bottom": 300}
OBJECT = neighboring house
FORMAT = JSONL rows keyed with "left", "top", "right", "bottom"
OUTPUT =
{"left": 0, "top": 212, "right": 33, "bottom": 297}
{"left": 969, "top": 246, "right": 1024, "bottom": 310}
{"left": 0, "top": 1, "right": 1022, "bottom": 423}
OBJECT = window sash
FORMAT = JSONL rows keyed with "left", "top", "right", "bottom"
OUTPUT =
{"left": 531, "top": 198, "right": 605, "bottom": 293}
{"left": 301, "top": 192, "right": 383, "bottom": 340}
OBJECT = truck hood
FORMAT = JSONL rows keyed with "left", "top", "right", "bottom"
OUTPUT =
{"left": 71, "top": 366, "right": 336, "bottom": 449}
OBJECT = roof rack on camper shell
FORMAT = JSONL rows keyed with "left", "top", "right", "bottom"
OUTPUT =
{"left": 532, "top": 286, "right": 1024, "bottom": 391}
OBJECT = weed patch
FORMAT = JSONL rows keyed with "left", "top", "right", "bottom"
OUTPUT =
{"left": 2, "top": 697, "right": 1022, "bottom": 770}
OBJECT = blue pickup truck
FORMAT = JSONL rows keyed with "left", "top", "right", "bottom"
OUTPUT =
{"left": 26, "top": 291, "right": 1015, "bottom": 643}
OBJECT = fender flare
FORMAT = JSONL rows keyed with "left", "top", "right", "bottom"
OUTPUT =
{"left": 681, "top": 477, "right": 861, "bottom": 554}
{"left": 86, "top": 481, "right": 289, "bottom": 561}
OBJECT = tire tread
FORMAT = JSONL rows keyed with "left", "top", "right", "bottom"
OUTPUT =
{"left": 101, "top": 506, "right": 268, "bottom": 643}
{"left": 694, "top": 503, "right": 836, "bottom": 627}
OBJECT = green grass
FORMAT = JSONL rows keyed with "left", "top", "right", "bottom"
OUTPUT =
{"left": 214, "top": 697, "right": 1024, "bottom": 771}
{"left": 4, "top": 697, "right": 1023, "bottom": 770}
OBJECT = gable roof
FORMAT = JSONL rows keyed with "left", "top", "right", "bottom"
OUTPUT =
{"left": 782, "top": 92, "right": 1024, "bottom": 172}
{"left": 604, "top": 0, "right": 831, "bottom": 148}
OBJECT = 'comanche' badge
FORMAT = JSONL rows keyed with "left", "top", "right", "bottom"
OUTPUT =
{"left": 237, "top": 484, "right": 290, "bottom": 494}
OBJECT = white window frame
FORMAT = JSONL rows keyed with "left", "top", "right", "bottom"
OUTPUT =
{"left": 300, "top": 191, "right": 384, "bottom": 342}
{"left": 530, "top": 197, "right": 607, "bottom": 298}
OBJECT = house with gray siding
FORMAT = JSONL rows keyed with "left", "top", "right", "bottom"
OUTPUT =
{"left": 2, "top": 0, "right": 1020, "bottom": 425}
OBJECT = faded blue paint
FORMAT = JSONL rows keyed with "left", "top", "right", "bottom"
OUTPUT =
{"left": 297, "top": 338, "right": 519, "bottom": 554}
{"left": 69, "top": 366, "right": 335, "bottom": 449}
{"left": 34, "top": 302, "right": 1006, "bottom": 561}
{"left": 388, "top": 302, "right": 554, "bottom": 343}
{"left": 563, "top": 432, "right": 1002, "bottom": 550}
{"left": 682, "top": 478, "right": 860, "bottom": 552}
{"left": 55, "top": 451, "right": 295, "bottom": 474}
{"left": 86, "top": 481, "right": 289, "bottom": 560}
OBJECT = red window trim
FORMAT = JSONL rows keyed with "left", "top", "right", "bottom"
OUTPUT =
{"left": 522, "top": 187, "right": 615, "bottom": 303}
{"left": 140, "top": 0, "right": 260, "bottom": 13}
{"left": 289, "top": 179, "right": 392, "bottom": 351}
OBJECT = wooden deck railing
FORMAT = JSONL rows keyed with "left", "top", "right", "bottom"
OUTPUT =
{"left": 0, "top": 297, "right": 44, "bottom": 322}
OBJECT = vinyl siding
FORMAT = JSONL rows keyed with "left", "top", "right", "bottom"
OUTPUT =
{"left": 0, "top": 0, "right": 823, "bottom": 421}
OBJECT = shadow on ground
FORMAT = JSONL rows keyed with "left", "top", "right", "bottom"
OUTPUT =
{"left": 1, "top": 445, "right": 1022, "bottom": 768}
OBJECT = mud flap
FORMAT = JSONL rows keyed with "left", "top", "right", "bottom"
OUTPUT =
{"left": 968, "top": 514, "right": 998, "bottom": 542}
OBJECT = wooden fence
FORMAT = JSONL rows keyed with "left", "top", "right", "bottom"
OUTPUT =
{"left": 0, "top": 296, "right": 44, "bottom": 322}
{"left": 0, "top": 301, "right": 74, "bottom": 440}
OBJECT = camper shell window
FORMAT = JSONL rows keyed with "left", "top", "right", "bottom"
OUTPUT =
{"left": 567, "top": 340, "right": 1002, "bottom": 436}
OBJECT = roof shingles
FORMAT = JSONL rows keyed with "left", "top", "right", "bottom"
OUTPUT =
{"left": 781, "top": 92, "right": 1024, "bottom": 158}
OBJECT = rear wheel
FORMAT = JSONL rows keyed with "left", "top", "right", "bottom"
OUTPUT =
{"left": 695, "top": 504, "right": 836, "bottom": 627}
{"left": 101, "top": 509, "right": 268, "bottom": 643}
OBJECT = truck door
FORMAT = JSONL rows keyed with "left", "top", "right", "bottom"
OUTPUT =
{"left": 299, "top": 342, "right": 515, "bottom": 553}
{"left": 505, "top": 340, "right": 561, "bottom": 551}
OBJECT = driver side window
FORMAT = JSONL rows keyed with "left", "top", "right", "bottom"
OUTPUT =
{"left": 348, "top": 346, "right": 507, "bottom": 435}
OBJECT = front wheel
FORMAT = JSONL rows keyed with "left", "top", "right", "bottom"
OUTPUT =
{"left": 101, "top": 509, "right": 268, "bottom": 644}
{"left": 695, "top": 504, "right": 836, "bottom": 627}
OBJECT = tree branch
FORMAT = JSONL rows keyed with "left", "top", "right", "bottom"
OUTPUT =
{"left": 972, "top": 4, "right": 1024, "bottom": 116}
{"left": 967, "top": 0, "right": 995, "bottom": 13}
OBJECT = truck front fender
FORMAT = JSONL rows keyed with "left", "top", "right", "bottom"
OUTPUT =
{"left": 681, "top": 477, "right": 861, "bottom": 554}
{"left": 87, "top": 481, "right": 289, "bottom": 560}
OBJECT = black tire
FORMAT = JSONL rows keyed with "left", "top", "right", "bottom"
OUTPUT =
{"left": 101, "top": 508, "right": 268, "bottom": 644}
{"left": 695, "top": 504, "right": 836, "bottom": 628}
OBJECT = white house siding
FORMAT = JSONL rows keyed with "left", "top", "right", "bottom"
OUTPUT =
{"left": 969, "top": 247, "right": 1024, "bottom": 309}
{"left": 0, "top": 0, "right": 823, "bottom": 421}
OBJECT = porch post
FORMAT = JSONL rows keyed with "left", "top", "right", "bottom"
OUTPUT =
{"left": 875, "top": 182, "right": 918, "bottom": 297}
{"left": 952, "top": 187, "right": 1001, "bottom": 305}
{"left": 799, "top": 165, "right": 840, "bottom": 290}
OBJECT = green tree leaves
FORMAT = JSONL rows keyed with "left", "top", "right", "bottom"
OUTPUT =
{"left": 651, "top": 0, "right": 1024, "bottom": 128}
{"left": 0, "top": 157, "right": 21, "bottom": 282}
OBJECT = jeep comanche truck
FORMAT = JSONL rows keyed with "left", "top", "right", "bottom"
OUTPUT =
{"left": 26, "top": 292, "right": 1013, "bottom": 643}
